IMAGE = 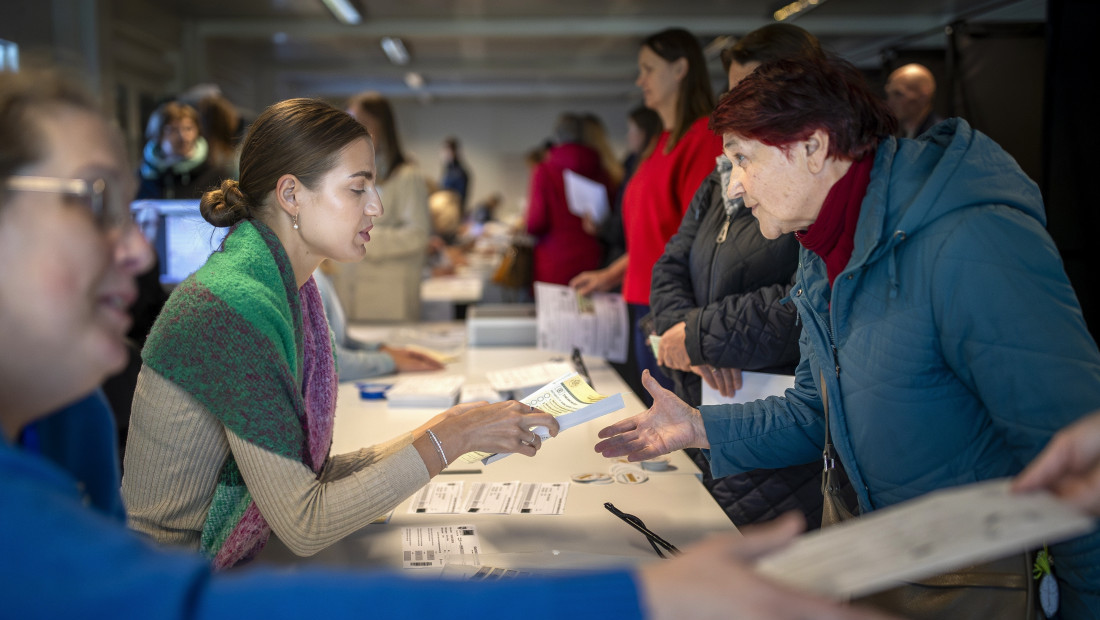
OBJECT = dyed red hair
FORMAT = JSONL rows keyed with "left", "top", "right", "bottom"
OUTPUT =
{"left": 710, "top": 54, "right": 896, "bottom": 161}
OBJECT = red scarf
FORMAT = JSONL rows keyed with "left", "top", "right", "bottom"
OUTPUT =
{"left": 795, "top": 154, "right": 874, "bottom": 286}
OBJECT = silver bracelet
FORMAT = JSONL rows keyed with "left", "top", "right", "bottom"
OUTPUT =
{"left": 426, "top": 428, "right": 448, "bottom": 468}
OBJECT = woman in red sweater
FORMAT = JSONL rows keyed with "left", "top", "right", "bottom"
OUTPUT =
{"left": 526, "top": 113, "right": 614, "bottom": 286}
{"left": 571, "top": 28, "right": 722, "bottom": 403}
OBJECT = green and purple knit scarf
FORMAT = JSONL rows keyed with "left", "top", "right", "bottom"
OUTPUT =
{"left": 142, "top": 219, "right": 337, "bottom": 569}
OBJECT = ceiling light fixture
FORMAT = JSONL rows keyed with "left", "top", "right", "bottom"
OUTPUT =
{"left": 321, "top": 0, "right": 361, "bottom": 25}
{"left": 381, "top": 37, "right": 410, "bottom": 65}
{"left": 773, "top": 0, "right": 827, "bottom": 22}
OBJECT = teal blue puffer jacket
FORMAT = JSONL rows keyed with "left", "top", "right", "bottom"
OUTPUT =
{"left": 700, "top": 119, "right": 1100, "bottom": 617}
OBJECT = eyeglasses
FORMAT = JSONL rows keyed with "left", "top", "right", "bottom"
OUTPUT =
{"left": 604, "top": 502, "right": 680, "bottom": 559}
{"left": 4, "top": 175, "right": 132, "bottom": 231}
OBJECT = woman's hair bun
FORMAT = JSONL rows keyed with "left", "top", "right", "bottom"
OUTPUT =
{"left": 200, "top": 178, "right": 250, "bottom": 227}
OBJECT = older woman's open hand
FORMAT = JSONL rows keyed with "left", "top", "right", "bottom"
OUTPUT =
{"left": 594, "top": 370, "right": 709, "bottom": 461}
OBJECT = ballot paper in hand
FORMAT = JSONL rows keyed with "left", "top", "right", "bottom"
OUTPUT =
{"left": 563, "top": 169, "right": 609, "bottom": 224}
{"left": 460, "top": 372, "right": 624, "bottom": 465}
{"left": 755, "top": 478, "right": 1096, "bottom": 599}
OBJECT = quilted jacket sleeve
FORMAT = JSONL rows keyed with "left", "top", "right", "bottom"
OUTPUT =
{"left": 650, "top": 172, "right": 714, "bottom": 333}
{"left": 684, "top": 275, "right": 801, "bottom": 371}
{"left": 699, "top": 329, "right": 827, "bottom": 477}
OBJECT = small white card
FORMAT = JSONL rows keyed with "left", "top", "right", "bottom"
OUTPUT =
{"left": 464, "top": 481, "right": 521, "bottom": 514}
{"left": 407, "top": 481, "right": 465, "bottom": 514}
{"left": 513, "top": 482, "right": 569, "bottom": 515}
{"left": 402, "top": 525, "right": 481, "bottom": 569}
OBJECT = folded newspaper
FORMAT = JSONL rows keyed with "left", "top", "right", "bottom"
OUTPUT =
{"left": 460, "top": 372, "right": 624, "bottom": 465}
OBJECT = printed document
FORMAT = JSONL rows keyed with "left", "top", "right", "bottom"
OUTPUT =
{"left": 535, "top": 282, "right": 628, "bottom": 363}
{"left": 461, "top": 372, "right": 624, "bottom": 464}
{"left": 407, "top": 481, "right": 465, "bottom": 514}
{"left": 756, "top": 478, "right": 1096, "bottom": 599}
{"left": 463, "top": 481, "right": 521, "bottom": 514}
{"left": 513, "top": 482, "right": 570, "bottom": 515}
{"left": 402, "top": 525, "right": 481, "bottom": 569}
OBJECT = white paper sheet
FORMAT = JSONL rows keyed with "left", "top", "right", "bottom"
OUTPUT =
{"left": 563, "top": 168, "right": 609, "bottom": 223}
{"left": 756, "top": 479, "right": 1096, "bottom": 599}
{"left": 407, "top": 481, "right": 465, "bottom": 514}
{"left": 700, "top": 371, "right": 795, "bottom": 406}
{"left": 534, "top": 282, "right": 628, "bottom": 363}
{"left": 463, "top": 481, "right": 521, "bottom": 514}
{"left": 513, "top": 482, "right": 570, "bottom": 515}
{"left": 402, "top": 525, "right": 481, "bottom": 569}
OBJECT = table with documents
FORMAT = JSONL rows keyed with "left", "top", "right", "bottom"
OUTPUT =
{"left": 256, "top": 331, "right": 737, "bottom": 573}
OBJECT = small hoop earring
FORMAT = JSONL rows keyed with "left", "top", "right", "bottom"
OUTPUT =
{"left": 292, "top": 212, "right": 299, "bottom": 230}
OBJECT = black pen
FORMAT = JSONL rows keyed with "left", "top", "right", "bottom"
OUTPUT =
{"left": 604, "top": 502, "right": 680, "bottom": 556}
{"left": 439, "top": 469, "right": 483, "bottom": 475}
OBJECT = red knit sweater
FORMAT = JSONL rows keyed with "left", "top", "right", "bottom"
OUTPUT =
{"left": 621, "top": 117, "right": 722, "bottom": 304}
{"left": 795, "top": 154, "right": 874, "bottom": 286}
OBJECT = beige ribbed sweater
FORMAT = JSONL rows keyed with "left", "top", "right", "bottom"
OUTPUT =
{"left": 122, "top": 366, "right": 429, "bottom": 556}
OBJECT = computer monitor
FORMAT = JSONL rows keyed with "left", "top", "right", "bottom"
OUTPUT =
{"left": 132, "top": 200, "right": 229, "bottom": 286}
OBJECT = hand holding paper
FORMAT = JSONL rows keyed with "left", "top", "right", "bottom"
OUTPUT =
{"left": 462, "top": 371, "right": 624, "bottom": 465}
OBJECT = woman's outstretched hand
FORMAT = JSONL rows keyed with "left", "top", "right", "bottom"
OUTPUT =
{"left": 594, "top": 370, "right": 709, "bottom": 461}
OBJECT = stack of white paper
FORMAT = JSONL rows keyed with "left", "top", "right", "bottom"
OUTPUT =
{"left": 386, "top": 374, "right": 465, "bottom": 408}
{"left": 485, "top": 361, "right": 574, "bottom": 399}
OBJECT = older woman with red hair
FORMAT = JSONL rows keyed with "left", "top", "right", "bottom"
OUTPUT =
{"left": 596, "top": 54, "right": 1100, "bottom": 618}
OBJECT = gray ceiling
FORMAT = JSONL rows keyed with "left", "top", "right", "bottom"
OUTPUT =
{"left": 161, "top": 0, "right": 1046, "bottom": 101}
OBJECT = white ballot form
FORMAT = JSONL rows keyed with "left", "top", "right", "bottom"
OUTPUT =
{"left": 563, "top": 169, "right": 609, "bottom": 223}
{"left": 756, "top": 479, "right": 1096, "bottom": 599}
{"left": 463, "top": 481, "right": 521, "bottom": 514}
{"left": 402, "top": 525, "right": 481, "bottom": 569}
{"left": 513, "top": 482, "right": 570, "bottom": 515}
{"left": 407, "top": 481, "right": 465, "bottom": 514}
{"left": 534, "top": 282, "right": 628, "bottom": 364}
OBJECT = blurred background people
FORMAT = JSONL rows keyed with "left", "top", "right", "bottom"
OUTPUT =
{"left": 331, "top": 92, "right": 431, "bottom": 322}
{"left": 525, "top": 112, "right": 614, "bottom": 286}
{"left": 196, "top": 92, "right": 242, "bottom": 181}
{"left": 314, "top": 260, "right": 444, "bottom": 380}
{"left": 580, "top": 112, "right": 624, "bottom": 190}
{"left": 137, "top": 100, "right": 227, "bottom": 200}
{"left": 884, "top": 63, "right": 941, "bottom": 138}
{"left": 439, "top": 136, "right": 470, "bottom": 214}
{"left": 587, "top": 105, "right": 663, "bottom": 278}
